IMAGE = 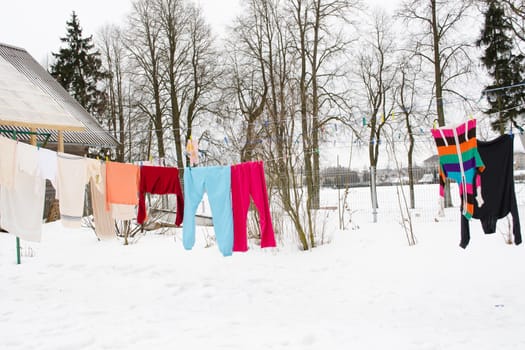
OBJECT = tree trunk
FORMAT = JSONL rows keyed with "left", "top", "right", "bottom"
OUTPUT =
{"left": 431, "top": 0, "right": 452, "bottom": 207}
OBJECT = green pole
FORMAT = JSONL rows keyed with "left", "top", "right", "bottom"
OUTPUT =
{"left": 16, "top": 237, "right": 21, "bottom": 264}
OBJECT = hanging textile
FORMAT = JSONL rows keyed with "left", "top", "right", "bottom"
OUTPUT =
{"left": 186, "top": 138, "right": 199, "bottom": 166}
{"left": 105, "top": 162, "right": 140, "bottom": 208}
{"left": 37, "top": 147, "right": 57, "bottom": 187}
{"left": 137, "top": 165, "right": 184, "bottom": 226}
{"left": 0, "top": 142, "right": 45, "bottom": 242}
{"left": 431, "top": 119, "right": 485, "bottom": 219}
{"left": 231, "top": 161, "right": 276, "bottom": 252}
{"left": 0, "top": 136, "right": 17, "bottom": 188}
{"left": 87, "top": 158, "right": 114, "bottom": 239}
{"left": 460, "top": 134, "right": 522, "bottom": 248}
{"left": 56, "top": 153, "right": 89, "bottom": 228}
{"left": 183, "top": 166, "right": 233, "bottom": 256}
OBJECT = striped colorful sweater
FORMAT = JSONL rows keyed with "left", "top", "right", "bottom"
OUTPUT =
{"left": 431, "top": 119, "right": 485, "bottom": 219}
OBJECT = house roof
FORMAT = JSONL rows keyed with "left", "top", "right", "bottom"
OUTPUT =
{"left": 0, "top": 42, "right": 118, "bottom": 147}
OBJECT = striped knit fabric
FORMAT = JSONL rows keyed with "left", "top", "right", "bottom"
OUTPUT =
{"left": 431, "top": 119, "right": 485, "bottom": 219}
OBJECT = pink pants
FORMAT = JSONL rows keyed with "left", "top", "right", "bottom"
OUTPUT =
{"left": 231, "top": 161, "right": 276, "bottom": 251}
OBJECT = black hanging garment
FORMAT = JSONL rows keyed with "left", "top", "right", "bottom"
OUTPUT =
{"left": 460, "top": 134, "right": 522, "bottom": 248}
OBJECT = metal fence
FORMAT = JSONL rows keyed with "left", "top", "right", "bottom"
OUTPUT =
{"left": 310, "top": 166, "right": 525, "bottom": 227}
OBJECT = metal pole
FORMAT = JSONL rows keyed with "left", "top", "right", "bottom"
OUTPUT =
{"left": 370, "top": 166, "right": 378, "bottom": 223}
{"left": 337, "top": 155, "right": 342, "bottom": 229}
{"left": 11, "top": 131, "right": 22, "bottom": 264}
{"left": 16, "top": 237, "right": 21, "bottom": 264}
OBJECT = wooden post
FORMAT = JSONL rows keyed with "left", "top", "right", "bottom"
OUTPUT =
{"left": 30, "top": 128, "right": 37, "bottom": 146}
{"left": 47, "top": 129, "right": 64, "bottom": 223}
{"left": 57, "top": 130, "right": 64, "bottom": 152}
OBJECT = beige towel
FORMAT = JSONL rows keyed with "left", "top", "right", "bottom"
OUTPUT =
{"left": 0, "top": 136, "right": 17, "bottom": 189}
{"left": 87, "top": 159, "right": 115, "bottom": 240}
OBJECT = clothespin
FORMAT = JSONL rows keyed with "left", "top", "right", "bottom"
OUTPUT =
{"left": 380, "top": 114, "right": 385, "bottom": 123}
{"left": 469, "top": 114, "right": 474, "bottom": 120}
{"left": 391, "top": 111, "right": 395, "bottom": 121}
{"left": 362, "top": 117, "right": 367, "bottom": 126}
{"left": 106, "top": 155, "right": 109, "bottom": 162}
{"left": 433, "top": 119, "right": 438, "bottom": 129}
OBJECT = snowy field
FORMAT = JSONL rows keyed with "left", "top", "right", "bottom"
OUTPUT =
{"left": 1, "top": 186, "right": 525, "bottom": 349}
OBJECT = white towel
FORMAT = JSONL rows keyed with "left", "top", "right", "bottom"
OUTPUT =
{"left": 37, "top": 147, "right": 58, "bottom": 188}
{"left": 16, "top": 142, "right": 38, "bottom": 177}
{"left": 56, "top": 153, "right": 88, "bottom": 228}
{"left": 0, "top": 163, "right": 46, "bottom": 242}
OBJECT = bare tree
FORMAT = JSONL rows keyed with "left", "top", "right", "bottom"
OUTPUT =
{"left": 125, "top": 0, "right": 167, "bottom": 159}
{"left": 355, "top": 10, "right": 398, "bottom": 208}
{"left": 98, "top": 24, "right": 128, "bottom": 162}
{"left": 183, "top": 4, "right": 220, "bottom": 165}
{"left": 157, "top": 0, "right": 189, "bottom": 170}
{"left": 398, "top": 0, "right": 475, "bottom": 207}
{"left": 224, "top": 0, "right": 269, "bottom": 162}
{"left": 290, "top": 0, "right": 356, "bottom": 213}
{"left": 156, "top": 0, "right": 219, "bottom": 171}
{"left": 396, "top": 53, "right": 426, "bottom": 209}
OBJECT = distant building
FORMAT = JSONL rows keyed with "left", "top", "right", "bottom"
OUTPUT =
{"left": 422, "top": 155, "right": 439, "bottom": 169}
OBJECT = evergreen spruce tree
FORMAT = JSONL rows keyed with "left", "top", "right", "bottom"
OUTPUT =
{"left": 50, "top": 12, "right": 108, "bottom": 122}
{"left": 478, "top": 0, "right": 525, "bottom": 134}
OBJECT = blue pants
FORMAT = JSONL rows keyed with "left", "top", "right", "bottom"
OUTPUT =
{"left": 183, "top": 166, "right": 233, "bottom": 256}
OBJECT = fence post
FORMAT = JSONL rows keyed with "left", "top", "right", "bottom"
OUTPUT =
{"left": 337, "top": 155, "right": 342, "bottom": 229}
{"left": 371, "top": 166, "right": 378, "bottom": 223}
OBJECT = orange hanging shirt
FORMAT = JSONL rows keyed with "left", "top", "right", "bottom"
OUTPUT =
{"left": 105, "top": 162, "right": 140, "bottom": 209}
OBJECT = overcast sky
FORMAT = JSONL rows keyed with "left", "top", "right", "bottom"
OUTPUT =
{"left": 0, "top": 0, "right": 397, "bottom": 65}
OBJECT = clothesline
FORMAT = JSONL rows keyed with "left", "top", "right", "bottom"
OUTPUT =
{"left": 0, "top": 136, "right": 278, "bottom": 258}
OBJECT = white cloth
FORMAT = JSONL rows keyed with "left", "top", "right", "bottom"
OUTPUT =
{"left": 0, "top": 144, "right": 46, "bottom": 242}
{"left": 0, "top": 136, "right": 17, "bottom": 189}
{"left": 16, "top": 141, "right": 38, "bottom": 176}
{"left": 37, "top": 147, "right": 57, "bottom": 187}
{"left": 56, "top": 153, "right": 88, "bottom": 228}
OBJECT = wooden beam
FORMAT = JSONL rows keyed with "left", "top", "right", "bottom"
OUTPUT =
{"left": 0, "top": 119, "right": 85, "bottom": 132}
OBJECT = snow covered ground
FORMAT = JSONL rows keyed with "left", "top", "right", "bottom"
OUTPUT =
{"left": 1, "top": 190, "right": 525, "bottom": 349}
